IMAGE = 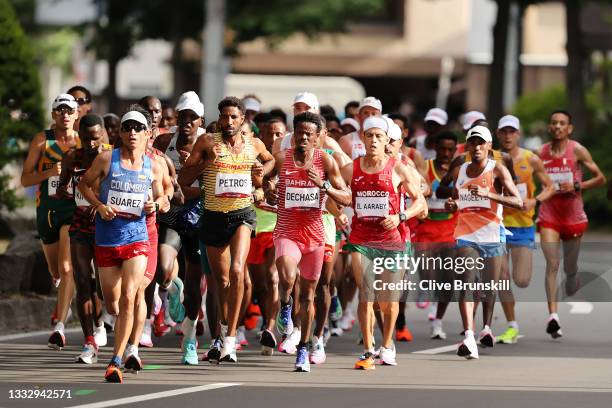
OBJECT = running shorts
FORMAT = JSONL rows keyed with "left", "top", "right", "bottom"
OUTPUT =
{"left": 274, "top": 238, "right": 324, "bottom": 281}
{"left": 37, "top": 205, "right": 74, "bottom": 244}
{"left": 159, "top": 223, "right": 201, "bottom": 264}
{"left": 455, "top": 240, "right": 505, "bottom": 258}
{"left": 247, "top": 231, "right": 274, "bottom": 265}
{"left": 95, "top": 241, "right": 150, "bottom": 268}
{"left": 199, "top": 207, "right": 256, "bottom": 248}
{"left": 506, "top": 226, "right": 536, "bottom": 249}
{"left": 323, "top": 213, "right": 336, "bottom": 262}
{"left": 537, "top": 220, "right": 588, "bottom": 240}
{"left": 344, "top": 242, "right": 412, "bottom": 272}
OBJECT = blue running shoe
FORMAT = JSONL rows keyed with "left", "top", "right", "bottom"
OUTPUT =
{"left": 329, "top": 296, "right": 343, "bottom": 322}
{"left": 168, "top": 277, "right": 186, "bottom": 323}
{"left": 294, "top": 344, "right": 310, "bottom": 372}
{"left": 276, "top": 298, "right": 293, "bottom": 336}
{"left": 181, "top": 339, "right": 198, "bottom": 365}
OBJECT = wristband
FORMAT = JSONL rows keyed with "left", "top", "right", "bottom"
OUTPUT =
{"left": 155, "top": 202, "right": 160, "bottom": 213}
{"left": 574, "top": 181, "right": 581, "bottom": 192}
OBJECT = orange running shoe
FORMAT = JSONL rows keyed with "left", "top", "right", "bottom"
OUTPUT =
{"left": 104, "top": 363, "right": 122, "bottom": 383}
{"left": 244, "top": 303, "right": 261, "bottom": 331}
{"left": 354, "top": 352, "right": 376, "bottom": 370}
{"left": 395, "top": 326, "right": 413, "bottom": 342}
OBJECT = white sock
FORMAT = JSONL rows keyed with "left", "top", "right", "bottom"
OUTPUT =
{"left": 464, "top": 330, "right": 474, "bottom": 337}
{"left": 549, "top": 313, "right": 559, "bottom": 321}
{"left": 54, "top": 322, "right": 65, "bottom": 333}
{"left": 182, "top": 318, "right": 197, "bottom": 341}
{"left": 508, "top": 321, "right": 519, "bottom": 330}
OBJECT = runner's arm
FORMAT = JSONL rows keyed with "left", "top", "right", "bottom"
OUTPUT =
{"left": 57, "top": 150, "right": 75, "bottom": 198}
{"left": 575, "top": 143, "right": 606, "bottom": 191}
{"left": 435, "top": 155, "right": 464, "bottom": 198}
{"left": 530, "top": 154, "right": 555, "bottom": 206}
{"left": 482, "top": 163, "right": 522, "bottom": 209}
{"left": 78, "top": 151, "right": 111, "bottom": 210}
{"left": 21, "top": 132, "right": 55, "bottom": 187}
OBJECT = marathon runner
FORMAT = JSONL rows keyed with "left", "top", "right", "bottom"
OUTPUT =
{"left": 78, "top": 107, "right": 168, "bottom": 383}
{"left": 537, "top": 110, "right": 605, "bottom": 338}
{"left": 268, "top": 112, "right": 351, "bottom": 372}
{"left": 455, "top": 111, "right": 486, "bottom": 156}
{"left": 58, "top": 114, "right": 110, "bottom": 363}
{"left": 181, "top": 96, "right": 275, "bottom": 363}
{"left": 67, "top": 86, "right": 93, "bottom": 132}
{"left": 345, "top": 116, "right": 426, "bottom": 369}
{"left": 410, "top": 108, "right": 447, "bottom": 160}
{"left": 339, "top": 97, "right": 382, "bottom": 160}
{"left": 447, "top": 126, "right": 522, "bottom": 359}
{"left": 21, "top": 94, "right": 81, "bottom": 350}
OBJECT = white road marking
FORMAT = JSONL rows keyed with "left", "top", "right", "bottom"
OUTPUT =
{"left": 0, "top": 328, "right": 81, "bottom": 342}
{"left": 67, "top": 383, "right": 241, "bottom": 408}
{"left": 412, "top": 335, "right": 524, "bottom": 354}
{"left": 568, "top": 302, "right": 594, "bottom": 314}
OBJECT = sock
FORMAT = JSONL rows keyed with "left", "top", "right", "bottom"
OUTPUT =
{"left": 550, "top": 312, "right": 559, "bottom": 321}
{"left": 508, "top": 321, "right": 519, "bottom": 330}
{"left": 85, "top": 335, "right": 96, "bottom": 347}
{"left": 182, "top": 318, "right": 197, "bottom": 341}
{"left": 110, "top": 355, "right": 122, "bottom": 367}
{"left": 465, "top": 330, "right": 474, "bottom": 337}
{"left": 483, "top": 324, "right": 491, "bottom": 332}
{"left": 54, "top": 322, "right": 65, "bottom": 333}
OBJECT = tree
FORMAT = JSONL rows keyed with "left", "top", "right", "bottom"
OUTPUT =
{"left": 565, "top": 0, "right": 588, "bottom": 139}
{"left": 0, "top": 0, "right": 44, "bottom": 210}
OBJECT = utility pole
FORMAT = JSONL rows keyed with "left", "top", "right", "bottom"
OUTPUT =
{"left": 201, "top": 0, "right": 227, "bottom": 123}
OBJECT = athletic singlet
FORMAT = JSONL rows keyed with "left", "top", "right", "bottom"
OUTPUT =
{"left": 203, "top": 133, "right": 256, "bottom": 213}
{"left": 415, "top": 135, "right": 436, "bottom": 160}
{"left": 503, "top": 149, "right": 536, "bottom": 227}
{"left": 274, "top": 148, "right": 326, "bottom": 246}
{"left": 95, "top": 149, "right": 151, "bottom": 246}
{"left": 349, "top": 156, "right": 403, "bottom": 249}
{"left": 425, "top": 160, "right": 455, "bottom": 221}
{"left": 36, "top": 129, "right": 81, "bottom": 208}
{"left": 537, "top": 140, "right": 587, "bottom": 225}
{"left": 454, "top": 160, "right": 500, "bottom": 243}
{"left": 349, "top": 132, "right": 365, "bottom": 160}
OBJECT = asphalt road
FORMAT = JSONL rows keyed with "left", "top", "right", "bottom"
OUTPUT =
{"left": 1, "top": 242, "right": 612, "bottom": 408}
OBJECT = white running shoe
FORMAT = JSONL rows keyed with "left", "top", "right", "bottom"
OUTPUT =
{"left": 457, "top": 333, "right": 479, "bottom": 359}
{"left": 431, "top": 319, "right": 447, "bottom": 340}
{"left": 75, "top": 343, "right": 98, "bottom": 364}
{"left": 219, "top": 336, "right": 237, "bottom": 363}
{"left": 379, "top": 344, "right": 398, "bottom": 366}
{"left": 139, "top": 320, "right": 153, "bottom": 348}
{"left": 339, "top": 308, "right": 355, "bottom": 331}
{"left": 330, "top": 327, "right": 343, "bottom": 337}
{"left": 427, "top": 302, "right": 437, "bottom": 321}
{"left": 94, "top": 324, "right": 108, "bottom": 347}
{"left": 309, "top": 336, "right": 326, "bottom": 364}
{"left": 278, "top": 329, "right": 300, "bottom": 354}
{"left": 478, "top": 326, "right": 495, "bottom": 348}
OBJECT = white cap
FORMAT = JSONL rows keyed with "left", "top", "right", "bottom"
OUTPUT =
{"left": 466, "top": 125, "right": 492, "bottom": 143}
{"left": 358, "top": 96, "right": 382, "bottom": 112}
{"left": 293, "top": 92, "right": 319, "bottom": 110}
{"left": 424, "top": 108, "right": 448, "bottom": 125}
{"left": 176, "top": 91, "right": 204, "bottom": 117}
{"left": 52, "top": 93, "right": 78, "bottom": 110}
{"left": 340, "top": 117, "right": 360, "bottom": 132}
{"left": 497, "top": 115, "right": 520, "bottom": 130}
{"left": 363, "top": 116, "right": 389, "bottom": 134}
{"left": 386, "top": 119, "right": 402, "bottom": 141}
{"left": 462, "top": 110, "right": 486, "bottom": 130}
{"left": 243, "top": 97, "right": 261, "bottom": 112}
{"left": 121, "top": 111, "right": 149, "bottom": 129}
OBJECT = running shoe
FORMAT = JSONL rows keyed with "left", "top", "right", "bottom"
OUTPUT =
{"left": 236, "top": 326, "right": 249, "bottom": 347}
{"left": 104, "top": 363, "right": 122, "bottom": 383}
{"left": 124, "top": 354, "right": 143, "bottom": 374}
{"left": 94, "top": 324, "right": 108, "bottom": 347}
{"left": 276, "top": 299, "right": 294, "bottom": 336}
{"left": 339, "top": 308, "right": 355, "bottom": 331}
{"left": 168, "top": 277, "right": 185, "bottom": 323}
{"left": 478, "top": 327, "right": 495, "bottom": 348}
{"left": 457, "top": 334, "right": 479, "bottom": 359}
{"left": 427, "top": 302, "right": 437, "bottom": 321}
{"left": 310, "top": 336, "right": 326, "bottom": 364}
{"left": 260, "top": 329, "right": 277, "bottom": 356}
{"left": 330, "top": 320, "right": 343, "bottom": 337}
{"left": 244, "top": 303, "right": 261, "bottom": 331}
{"left": 329, "top": 296, "right": 343, "bottom": 322}
{"left": 395, "top": 325, "right": 413, "bottom": 342}
{"left": 354, "top": 352, "right": 376, "bottom": 370}
{"left": 295, "top": 344, "right": 311, "bottom": 372}
{"left": 219, "top": 337, "right": 237, "bottom": 363}
{"left": 139, "top": 320, "right": 154, "bottom": 348}
{"left": 565, "top": 274, "right": 581, "bottom": 297}
{"left": 153, "top": 309, "right": 171, "bottom": 337}
{"left": 546, "top": 316, "right": 563, "bottom": 339}
{"left": 181, "top": 338, "right": 199, "bottom": 365}
{"left": 75, "top": 343, "right": 98, "bottom": 364}
{"left": 496, "top": 327, "right": 519, "bottom": 344}
{"left": 203, "top": 337, "right": 222, "bottom": 362}
{"left": 47, "top": 330, "right": 65, "bottom": 350}
{"left": 322, "top": 326, "right": 331, "bottom": 346}
{"left": 431, "top": 319, "right": 447, "bottom": 340}
{"left": 102, "top": 310, "right": 115, "bottom": 332}
{"left": 379, "top": 344, "right": 397, "bottom": 366}
{"left": 278, "top": 329, "right": 300, "bottom": 354}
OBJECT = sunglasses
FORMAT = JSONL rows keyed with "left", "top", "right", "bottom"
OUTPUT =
{"left": 54, "top": 107, "right": 76, "bottom": 115}
{"left": 121, "top": 122, "right": 147, "bottom": 132}
{"left": 75, "top": 97, "right": 90, "bottom": 106}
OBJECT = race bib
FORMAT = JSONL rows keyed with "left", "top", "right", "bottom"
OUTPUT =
{"left": 107, "top": 190, "right": 144, "bottom": 217}
{"left": 284, "top": 187, "right": 320, "bottom": 209}
{"left": 457, "top": 189, "right": 491, "bottom": 210}
{"left": 355, "top": 196, "right": 389, "bottom": 218}
{"left": 548, "top": 172, "right": 574, "bottom": 190}
{"left": 48, "top": 175, "right": 72, "bottom": 198}
{"left": 215, "top": 173, "right": 251, "bottom": 198}
{"left": 516, "top": 183, "right": 527, "bottom": 200}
